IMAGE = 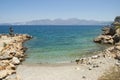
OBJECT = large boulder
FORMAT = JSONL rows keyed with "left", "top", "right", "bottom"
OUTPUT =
{"left": 0, "top": 70, "right": 8, "bottom": 79}
{"left": 113, "top": 34, "right": 120, "bottom": 43}
{"left": 94, "top": 35, "right": 114, "bottom": 44}
{"left": 102, "top": 27, "right": 115, "bottom": 35}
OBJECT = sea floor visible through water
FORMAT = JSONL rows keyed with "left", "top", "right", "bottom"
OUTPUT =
{"left": 0, "top": 25, "right": 110, "bottom": 64}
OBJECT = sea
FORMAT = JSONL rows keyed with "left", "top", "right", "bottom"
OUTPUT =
{"left": 0, "top": 25, "right": 108, "bottom": 64}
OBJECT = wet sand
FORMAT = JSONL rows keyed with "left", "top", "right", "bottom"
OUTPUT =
{"left": 17, "top": 56, "right": 117, "bottom": 80}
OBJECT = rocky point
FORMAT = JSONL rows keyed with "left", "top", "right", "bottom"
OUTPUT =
{"left": 0, "top": 34, "right": 32, "bottom": 80}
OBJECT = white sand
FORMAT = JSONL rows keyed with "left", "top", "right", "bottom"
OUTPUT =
{"left": 0, "top": 35, "right": 117, "bottom": 80}
{"left": 17, "top": 57, "right": 116, "bottom": 80}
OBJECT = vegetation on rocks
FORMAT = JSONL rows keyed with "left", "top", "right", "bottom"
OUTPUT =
{"left": 93, "top": 16, "right": 120, "bottom": 80}
{"left": 94, "top": 16, "right": 120, "bottom": 45}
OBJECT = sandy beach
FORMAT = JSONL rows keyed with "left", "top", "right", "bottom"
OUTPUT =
{"left": 1, "top": 16, "right": 120, "bottom": 80}
{"left": 17, "top": 56, "right": 117, "bottom": 80}
{"left": 0, "top": 34, "right": 119, "bottom": 80}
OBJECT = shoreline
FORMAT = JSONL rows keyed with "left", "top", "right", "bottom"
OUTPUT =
{"left": 17, "top": 40, "right": 120, "bottom": 80}
{"left": 0, "top": 34, "right": 32, "bottom": 80}
{"left": 0, "top": 34, "right": 119, "bottom": 80}
{"left": 1, "top": 16, "right": 120, "bottom": 80}
{"left": 17, "top": 53, "right": 118, "bottom": 80}
{"left": 0, "top": 33, "right": 118, "bottom": 80}
{"left": 20, "top": 61, "right": 77, "bottom": 67}
{"left": 23, "top": 45, "right": 110, "bottom": 65}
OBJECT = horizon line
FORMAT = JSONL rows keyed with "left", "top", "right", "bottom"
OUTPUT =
{"left": 0, "top": 18, "right": 113, "bottom": 24}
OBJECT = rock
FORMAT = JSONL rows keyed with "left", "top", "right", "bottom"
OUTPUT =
{"left": 75, "top": 59, "right": 80, "bottom": 64}
{"left": 0, "top": 55, "right": 12, "bottom": 60}
{"left": 75, "top": 67, "right": 80, "bottom": 70}
{"left": 75, "top": 57, "right": 89, "bottom": 64}
{"left": 94, "top": 16, "right": 120, "bottom": 45}
{"left": 91, "top": 55, "right": 100, "bottom": 59}
{"left": 19, "top": 58, "right": 25, "bottom": 62}
{"left": 4, "top": 74, "right": 17, "bottom": 80}
{"left": 6, "top": 70, "right": 16, "bottom": 75}
{"left": 88, "top": 67, "right": 92, "bottom": 70}
{"left": 15, "top": 52, "right": 24, "bottom": 58}
{"left": 114, "top": 45, "right": 120, "bottom": 50}
{"left": 115, "top": 61, "right": 120, "bottom": 67}
{"left": 6, "top": 63, "right": 16, "bottom": 70}
{"left": 94, "top": 37, "right": 102, "bottom": 43}
{"left": 12, "top": 57, "right": 20, "bottom": 65}
{"left": 102, "top": 27, "right": 115, "bottom": 35}
{"left": 82, "top": 76, "right": 86, "bottom": 79}
{"left": 9, "top": 52, "right": 16, "bottom": 57}
{"left": 0, "top": 70, "right": 8, "bottom": 79}
{"left": 114, "top": 54, "right": 120, "bottom": 60}
{"left": 0, "top": 34, "right": 32, "bottom": 79}
{"left": 113, "top": 34, "right": 120, "bottom": 43}
{"left": 116, "top": 28, "right": 120, "bottom": 35}
{"left": 75, "top": 58, "right": 89, "bottom": 64}
{"left": 93, "top": 63, "right": 99, "bottom": 68}
{"left": 94, "top": 35, "right": 114, "bottom": 44}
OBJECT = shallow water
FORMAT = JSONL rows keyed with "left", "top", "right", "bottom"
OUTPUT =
{"left": 0, "top": 25, "right": 107, "bottom": 63}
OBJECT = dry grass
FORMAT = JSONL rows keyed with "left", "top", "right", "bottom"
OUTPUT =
{"left": 98, "top": 66, "right": 120, "bottom": 80}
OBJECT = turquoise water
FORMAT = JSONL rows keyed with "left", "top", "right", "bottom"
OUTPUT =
{"left": 0, "top": 25, "right": 106, "bottom": 63}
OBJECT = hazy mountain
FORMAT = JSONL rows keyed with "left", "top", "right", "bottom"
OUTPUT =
{"left": 0, "top": 18, "right": 112, "bottom": 25}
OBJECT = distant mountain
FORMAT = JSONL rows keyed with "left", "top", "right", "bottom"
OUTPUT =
{"left": 0, "top": 18, "right": 112, "bottom": 25}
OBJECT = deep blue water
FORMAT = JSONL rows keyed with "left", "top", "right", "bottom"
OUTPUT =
{"left": 0, "top": 25, "right": 106, "bottom": 63}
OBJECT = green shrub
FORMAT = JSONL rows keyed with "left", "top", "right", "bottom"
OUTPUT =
{"left": 115, "top": 26, "right": 120, "bottom": 30}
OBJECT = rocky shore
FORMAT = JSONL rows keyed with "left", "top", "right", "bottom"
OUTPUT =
{"left": 16, "top": 17, "right": 120, "bottom": 80}
{"left": 0, "top": 34, "right": 32, "bottom": 80}
{"left": 94, "top": 16, "right": 120, "bottom": 44}
{"left": 1, "top": 16, "right": 120, "bottom": 80}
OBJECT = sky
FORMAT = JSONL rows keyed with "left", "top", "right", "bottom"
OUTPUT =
{"left": 0, "top": 0, "right": 120, "bottom": 23}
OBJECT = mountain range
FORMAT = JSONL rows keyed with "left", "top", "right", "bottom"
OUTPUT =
{"left": 0, "top": 18, "right": 112, "bottom": 25}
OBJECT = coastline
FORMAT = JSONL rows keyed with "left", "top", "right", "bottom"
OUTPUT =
{"left": 1, "top": 16, "right": 120, "bottom": 80}
{"left": 0, "top": 33, "right": 119, "bottom": 80}
{"left": 17, "top": 53, "right": 117, "bottom": 80}
{"left": 0, "top": 34, "right": 32, "bottom": 80}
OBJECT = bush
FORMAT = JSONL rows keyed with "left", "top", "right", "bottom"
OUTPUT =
{"left": 115, "top": 26, "right": 120, "bottom": 30}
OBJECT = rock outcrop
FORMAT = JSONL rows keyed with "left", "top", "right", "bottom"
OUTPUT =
{"left": 93, "top": 16, "right": 120, "bottom": 61}
{"left": 0, "top": 34, "right": 32, "bottom": 80}
{"left": 75, "top": 16, "right": 120, "bottom": 70}
{"left": 94, "top": 16, "right": 120, "bottom": 44}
